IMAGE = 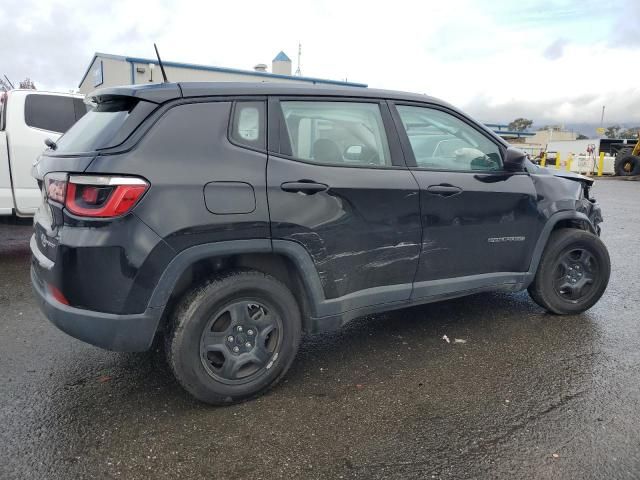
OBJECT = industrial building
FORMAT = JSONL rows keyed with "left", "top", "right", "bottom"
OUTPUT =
{"left": 525, "top": 127, "right": 578, "bottom": 146}
{"left": 78, "top": 51, "right": 366, "bottom": 94}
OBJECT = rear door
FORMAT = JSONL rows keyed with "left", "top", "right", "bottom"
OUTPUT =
{"left": 266, "top": 97, "right": 421, "bottom": 308}
{"left": 390, "top": 102, "right": 542, "bottom": 295}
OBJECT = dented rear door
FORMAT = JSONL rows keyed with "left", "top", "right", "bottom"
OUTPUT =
{"left": 266, "top": 97, "right": 421, "bottom": 305}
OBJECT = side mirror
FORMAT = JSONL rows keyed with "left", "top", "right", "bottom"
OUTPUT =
{"left": 44, "top": 138, "right": 57, "bottom": 150}
{"left": 504, "top": 147, "right": 526, "bottom": 172}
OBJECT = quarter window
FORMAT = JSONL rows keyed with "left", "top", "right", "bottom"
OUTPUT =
{"left": 396, "top": 105, "right": 502, "bottom": 171}
{"left": 280, "top": 101, "right": 391, "bottom": 167}
{"left": 230, "top": 101, "right": 265, "bottom": 149}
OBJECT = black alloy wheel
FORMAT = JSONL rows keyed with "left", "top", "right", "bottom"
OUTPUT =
{"left": 200, "top": 300, "right": 282, "bottom": 384}
{"left": 552, "top": 248, "right": 598, "bottom": 303}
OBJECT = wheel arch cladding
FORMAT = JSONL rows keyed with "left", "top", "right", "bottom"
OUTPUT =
{"left": 527, "top": 211, "right": 596, "bottom": 276}
{"left": 147, "top": 240, "right": 322, "bottom": 333}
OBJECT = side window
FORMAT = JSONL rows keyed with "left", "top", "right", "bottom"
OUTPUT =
{"left": 396, "top": 105, "right": 502, "bottom": 171}
{"left": 230, "top": 101, "right": 265, "bottom": 150}
{"left": 280, "top": 101, "right": 391, "bottom": 167}
{"left": 24, "top": 94, "right": 78, "bottom": 133}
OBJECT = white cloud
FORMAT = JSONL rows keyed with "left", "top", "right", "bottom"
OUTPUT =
{"left": 1, "top": 0, "right": 638, "bottom": 124}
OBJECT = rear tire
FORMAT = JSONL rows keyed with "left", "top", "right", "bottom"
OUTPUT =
{"left": 528, "top": 229, "right": 610, "bottom": 314}
{"left": 614, "top": 148, "right": 640, "bottom": 176}
{"left": 166, "top": 270, "right": 301, "bottom": 405}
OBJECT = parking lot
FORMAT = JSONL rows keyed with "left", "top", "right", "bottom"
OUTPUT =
{"left": 0, "top": 178, "right": 638, "bottom": 479}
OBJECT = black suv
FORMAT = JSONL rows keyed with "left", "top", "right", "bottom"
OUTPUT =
{"left": 31, "top": 82, "right": 609, "bottom": 404}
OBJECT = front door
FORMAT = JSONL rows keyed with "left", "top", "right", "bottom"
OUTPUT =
{"left": 266, "top": 98, "right": 421, "bottom": 307}
{"left": 390, "top": 103, "right": 543, "bottom": 295}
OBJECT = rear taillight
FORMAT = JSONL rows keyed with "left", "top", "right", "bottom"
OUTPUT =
{"left": 43, "top": 174, "right": 149, "bottom": 218}
{"left": 66, "top": 176, "right": 149, "bottom": 217}
{"left": 45, "top": 173, "right": 67, "bottom": 204}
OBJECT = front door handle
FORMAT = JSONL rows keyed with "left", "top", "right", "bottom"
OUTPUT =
{"left": 281, "top": 181, "right": 329, "bottom": 195}
{"left": 426, "top": 184, "right": 462, "bottom": 197}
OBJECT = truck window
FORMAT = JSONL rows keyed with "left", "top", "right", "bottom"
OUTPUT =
{"left": 24, "top": 94, "right": 81, "bottom": 133}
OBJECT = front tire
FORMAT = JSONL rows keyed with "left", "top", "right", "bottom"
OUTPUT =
{"left": 528, "top": 229, "right": 610, "bottom": 314}
{"left": 166, "top": 270, "right": 301, "bottom": 405}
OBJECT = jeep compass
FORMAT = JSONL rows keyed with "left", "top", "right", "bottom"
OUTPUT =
{"left": 31, "top": 82, "right": 609, "bottom": 404}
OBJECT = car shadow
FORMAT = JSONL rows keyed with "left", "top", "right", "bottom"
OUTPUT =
{"left": 45, "top": 288, "right": 601, "bottom": 409}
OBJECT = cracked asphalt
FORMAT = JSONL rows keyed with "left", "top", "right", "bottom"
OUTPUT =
{"left": 1, "top": 179, "right": 639, "bottom": 479}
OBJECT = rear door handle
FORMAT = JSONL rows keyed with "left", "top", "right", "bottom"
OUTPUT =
{"left": 426, "top": 184, "right": 462, "bottom": 197}
{"left": 281, "top": 181, "right": 329, "bottom": 195}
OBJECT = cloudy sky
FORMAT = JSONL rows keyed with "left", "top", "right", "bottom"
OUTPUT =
{"left": 1, "top": 0, "right": 639, "bottom": 128}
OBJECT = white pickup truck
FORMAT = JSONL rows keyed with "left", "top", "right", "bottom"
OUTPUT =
{"left": 1, "top": 89, "right": 87, "bottom": 217}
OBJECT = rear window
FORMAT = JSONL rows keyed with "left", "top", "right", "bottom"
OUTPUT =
{"left": 53, "top": 97, "right": 139, "bottom": 153}
{"left": 230, "top": 101, "right": 266, "bottom": 150}
{"left": 24, "top": 94, "right": 88, "bottom": 133}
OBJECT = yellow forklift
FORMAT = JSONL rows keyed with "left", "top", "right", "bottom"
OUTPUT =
{"left": 613, "top": 138, "right": 640, "bottom": 176}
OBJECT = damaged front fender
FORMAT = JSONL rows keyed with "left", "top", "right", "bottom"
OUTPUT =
{"left": 528, "top": 162, "right": 603, "bottom": 235}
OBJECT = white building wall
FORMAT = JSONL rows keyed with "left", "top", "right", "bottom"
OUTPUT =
{"left": 272, "top": 60, "right": 292, "bottom": 76}
{"left": 547, "top": 139, "right": 600, "bottom": 158}
{"left": 79, "top": 56, "right": 131, "bottom": 94}
{"left": 79, "top": 54, "right": 360, "bottom": 96}
{"left": 525, "top": 129, "right": 577, "bottom": 146}
{"left": 130, "top": 61, "right": 307, "bottom": 85}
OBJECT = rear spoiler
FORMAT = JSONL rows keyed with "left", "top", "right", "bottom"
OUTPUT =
{"left": 88, "top": 83, "right": 182, "bottom": 105}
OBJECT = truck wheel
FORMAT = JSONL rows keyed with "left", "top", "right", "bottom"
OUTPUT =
{"left": 614, "top": 149, "right": 640, "bottom": 176}
{"left": 166, "top": 270, "right": 301, "bottom": 405}
{"left": 528, "top": 229, "right": 610, "bottom": 315}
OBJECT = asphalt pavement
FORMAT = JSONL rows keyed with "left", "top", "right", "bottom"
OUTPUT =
{"left": 1, "top": 179, "right": 639, "bottom": 480}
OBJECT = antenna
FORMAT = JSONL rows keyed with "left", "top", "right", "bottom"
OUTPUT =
{"left": 295, "top": 42, "right": 302, "bottom": 76}
{"left": 154, "top": 43, "right": 169, "bottom": 83}
{"left": 4, "top": 75, "right": 14, "bottom": 89}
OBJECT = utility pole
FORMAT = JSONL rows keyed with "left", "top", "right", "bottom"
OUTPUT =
{"left": 295, "top": 42, "right": 302, "bottom": 76}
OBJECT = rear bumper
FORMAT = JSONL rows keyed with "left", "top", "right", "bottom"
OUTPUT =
{"left": 31, "top": 264, "right": 163, "bottom": 352}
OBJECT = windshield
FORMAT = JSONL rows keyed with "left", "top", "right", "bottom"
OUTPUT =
{"left": 53, "top": 97, "right": 138, "bottom": 153}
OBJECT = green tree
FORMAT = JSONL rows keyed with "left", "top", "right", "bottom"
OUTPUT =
{"left": 619, "top": 127, "right": 639, "bottom": 139}
{"left": 508, "top": 118, "right": 533, "bottom": 132}
{"left": 18, "top": 78, "right": 36, "bottom": 89}
{"left": 605, "top": 125, "right": 621, "bottom": 138}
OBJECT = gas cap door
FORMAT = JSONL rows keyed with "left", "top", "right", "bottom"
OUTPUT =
{"left": 204, "top": 181, "right": 256, "bottom": 214}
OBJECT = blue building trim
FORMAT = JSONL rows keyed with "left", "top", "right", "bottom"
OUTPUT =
{"left": 491, "top": 130, "right": 535, "bottom": 137}
{"left": 79, "top": 52, "right": 367, "bottom": 89}
{"left": 273, "top": 51, "right": 291, "bottom": 62}
{"left": 484, "top": 123, "right": 535, "bottom": 137}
